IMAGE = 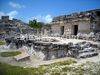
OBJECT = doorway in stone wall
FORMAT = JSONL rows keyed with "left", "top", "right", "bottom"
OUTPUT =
{"left": 61, "top": 26, "right": 64, "bottom": 35}
{"left": 73, "top": 25, "right": 78, "bottom": 35}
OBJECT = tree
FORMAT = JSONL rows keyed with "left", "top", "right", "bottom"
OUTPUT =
{"left": 29, "top": 19, "right": 42, "bottom": 35}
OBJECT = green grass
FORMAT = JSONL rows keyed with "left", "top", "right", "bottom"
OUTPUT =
{"left": 0, "top": 40, "right": 6, "bottom": 45}
{"left": 43, "top": 58, "right": 77, "bottom": 68}
{"left": 1, "top": 58, "right": 99, "bottom": 75}
{"left": 0, "top": 59, "right": 77, "bottom": 75}
{"left": 0, "top": 51, "right": 21, "bottom": 57}
{"left": 52, "top": 58, "right": 77, "bottom": 65}
{"left": 0, "top": 62, "right": 45, "bottom": 75}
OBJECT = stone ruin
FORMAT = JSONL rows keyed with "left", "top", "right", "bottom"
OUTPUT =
{"left": 67, "top": 41, "right": 99, "bottom": 58}
{"left": 4, "top": 34, "right": 99, "bottom": 60}
{"left": 76, "top": 32, "right": 100, "bottom": 41}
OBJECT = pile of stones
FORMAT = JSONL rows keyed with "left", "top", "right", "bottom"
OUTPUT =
{"left": 77, "top": 32, "right": 100, "bottom": 41}
{"left": 67, "top": 41, "right": 99, "bottom": 58}
{"left": 4, "top": 35, "right": 99, "bottom": 60}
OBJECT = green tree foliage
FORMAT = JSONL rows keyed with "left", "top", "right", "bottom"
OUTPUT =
{"left": 29, "top": 19, "right": 42, "bottom": 29}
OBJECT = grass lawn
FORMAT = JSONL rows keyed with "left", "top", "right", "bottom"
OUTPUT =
{"left": 0, "top": 55, "right": 99, "bottom": 75}
{"left": 0, "top": 62, "right": 45, "bottom": 75}
{"left": 0, "top": 51, "right": 21, "bottom": 57}
{"left": 0, "top": 59, "right": 77, "bottom": 75}
{"left": 0, "top": 40, "right": 6, "bottom": 45}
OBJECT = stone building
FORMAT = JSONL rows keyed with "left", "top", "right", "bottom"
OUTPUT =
{"left": 41, "top": 24, "right": 51, "bottom": 36}
{"left": 50, "top": 9, "right": 100, "bottom": 37}
{"left": 0, "top": 16, "right": 33, "bottom": 38}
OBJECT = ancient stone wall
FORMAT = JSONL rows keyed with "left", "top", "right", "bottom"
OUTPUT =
{"left": 50, "top": 9, "right": 100, "bottom": 36}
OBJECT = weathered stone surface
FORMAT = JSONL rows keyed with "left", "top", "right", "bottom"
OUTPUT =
{"left": 50, "top": 9, "right": 100, "bottom": 37}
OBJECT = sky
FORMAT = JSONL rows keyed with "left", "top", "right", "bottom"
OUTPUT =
{"left": 0, "top": 0, "right": 100, "bottom": 23}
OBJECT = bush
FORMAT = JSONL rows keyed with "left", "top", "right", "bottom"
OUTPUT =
{"left": 0, "top": 51, "right": 21, "bottom": 57}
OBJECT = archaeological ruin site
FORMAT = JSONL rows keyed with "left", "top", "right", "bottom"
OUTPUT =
{"left": 0, "top": 8, "right": 100, "bottom": 75}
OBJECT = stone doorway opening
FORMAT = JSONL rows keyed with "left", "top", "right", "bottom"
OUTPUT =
{"left": 73, "top": 25, "right": 78, "bottom": 35}
{"left": 61, "top": 26, "right": 64, "bottom": 35}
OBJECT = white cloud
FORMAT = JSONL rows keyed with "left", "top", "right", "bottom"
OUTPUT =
{"left": 7, "top": 11, "right": 18, "bottom": 19}
{"left": 0, "top": 11, "right": 18, "bottom": 19}
{"left": 45, "top": 15, "right": 52, "bottom": 23}
{"left": 31, "top": 14, "right": 52, "bottom": 23}
{"left": 9, "top": 2, "right": 25, "bottom": 8}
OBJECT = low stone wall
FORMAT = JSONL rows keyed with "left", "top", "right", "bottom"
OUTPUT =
{"left": 4, "top": 36, "right": 99, "bottom": 60}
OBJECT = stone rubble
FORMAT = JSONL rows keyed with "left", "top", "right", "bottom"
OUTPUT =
{"left": 4, "top": 35, "right": 100, "bottom": 60}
